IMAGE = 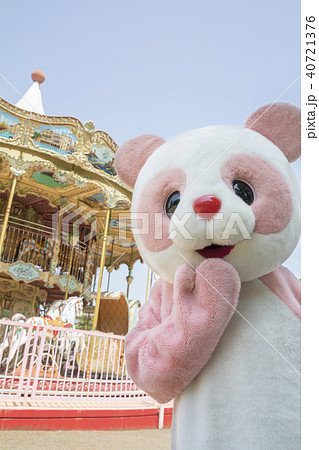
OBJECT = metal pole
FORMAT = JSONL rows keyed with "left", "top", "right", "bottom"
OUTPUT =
{"left": 57, "top": 209, "right": 63, "bottom": 240}
{"left": 92, "top": 233, "right": 100, "bottom": 292}
{"left": 145, "top": 267, "right": 151, "bottom": 303}
{"left": 106, "top": 239, "right": 114, "bottom": 292}
{"left": 158, "top": 404, "right": 165, "bottom": 430}
{"left": 107, "top": 270, "right": 111, "bottom": 292}
{"left": 86, "top": 208, "right": 111, "bottom": 379}
{"left": 126, "top": 272, "right": 133, "bottom": 298}
{"left": 91, "top": 208, "right": 111, "bottom": 332}
{"left": 126, "top": 245, "right": 134, "bottom": 298}
{"left": 31, "top": 287, "right": 39, "bottom": 316}
{"left": 64, "top": 212, "right": 79, "bottom": 300}
{"left": 0, "top": 176, "right": 17, "bottom": 258}
{"left": 64, "top": 246, "right": 74, "bottom": 300}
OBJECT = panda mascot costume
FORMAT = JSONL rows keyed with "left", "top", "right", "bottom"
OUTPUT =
{"left": 115, "top": 103, "right": 301, "bottom": 449}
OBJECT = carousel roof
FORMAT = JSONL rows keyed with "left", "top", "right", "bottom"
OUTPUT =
{"left": 15, "top": 70, "right": 45, "bottom": 115}
{"left": 0, "top": 70, "right": 131, "bottom": 205}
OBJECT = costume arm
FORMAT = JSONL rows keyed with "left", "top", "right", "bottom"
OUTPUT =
{"left": 125, "top": 259, "right": 241, "bottom": 403}
{"left": 259, "top": 265, "right": 301, "bottom": 319}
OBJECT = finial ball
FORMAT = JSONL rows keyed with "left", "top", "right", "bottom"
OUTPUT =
{"left": 31, "top": 70, "right": 45, "bottom": 84}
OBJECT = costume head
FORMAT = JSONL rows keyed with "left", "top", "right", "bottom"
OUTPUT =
{"left": 115, "top": 103, "right": 301, "bottom": 283}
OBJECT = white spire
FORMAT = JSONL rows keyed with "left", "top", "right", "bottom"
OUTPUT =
{"left": 15, "top": 70, "right": 45, "bottom": 115}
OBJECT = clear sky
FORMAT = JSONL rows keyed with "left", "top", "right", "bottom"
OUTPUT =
{"left": 0, "top": 0, "right": 301, "bottom": 301}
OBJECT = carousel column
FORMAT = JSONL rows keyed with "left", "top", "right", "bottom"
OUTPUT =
{"left": 91, "top": 208, "right": 111, "bottom": 331}
{"left": 106, "top": 239, "right": 114, "bottom": 292}
{"left": 126, "top": 246, "right": 134, "bottom": 299}
{"left": 64, "top": 245, "right": 74, "bottom": 300}
{"left": 31, "top": 287, "right": 39, "bottom": 317}
{"left": 82, "top": 217, "right": 97, "bottom": 298}
{"left": 87, "top": 208, "right": 111, "bottom": 379}
{"left": 65, "top": 209, "right": 81, "bottom": 299}
{"left": 49, "top": 206, "right": 63, "bottom": 278}
{"left": 0, "top": 170, "right": 21, "bottom": 258}
{"left": 64, "top": 217, "right": 79, "bottom": 300}
{"left": 145, "top": 267, "right": 151, "bottom": 303}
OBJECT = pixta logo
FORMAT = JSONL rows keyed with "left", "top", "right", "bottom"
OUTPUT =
{"left": 52, "top": 203, "right": 98, "bottom": 247}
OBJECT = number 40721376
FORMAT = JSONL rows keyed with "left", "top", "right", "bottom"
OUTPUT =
{"left": 306, "top": 16, "right": 316, "bottom": 79}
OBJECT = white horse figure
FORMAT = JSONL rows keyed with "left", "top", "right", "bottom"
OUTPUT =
{"left": 46, "top": 296, "right": 83, "bottom": 327}
{"left": 0, "top": 297, "right": 84, "bottom": 370}
{"left": 0, "top": 314, "right": 28, "bottom": 370}
{"left": 27, "top": 296, "right": 83, "bottom": 329}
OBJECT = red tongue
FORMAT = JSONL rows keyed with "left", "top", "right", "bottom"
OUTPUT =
{"left": 196, "top": 244, "right": 234, "bottom": 259}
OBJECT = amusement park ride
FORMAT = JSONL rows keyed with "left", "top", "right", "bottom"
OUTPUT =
{"left": 0, "top": 70, "right": 141, "bottom": 322}
{"left": 0, "top": 71, "right": 170, "bottom": 430}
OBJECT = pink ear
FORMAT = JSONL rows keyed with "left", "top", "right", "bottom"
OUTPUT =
{"left": 115, "top": 134, "right": 165, "bottom": 188}
{"left": 244, "top": 102, "right": 301, "bottom": 162}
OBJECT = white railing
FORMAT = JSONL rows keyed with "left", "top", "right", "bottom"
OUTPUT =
{"left": 0, "top": 319, "right": 146, "bottom": 403}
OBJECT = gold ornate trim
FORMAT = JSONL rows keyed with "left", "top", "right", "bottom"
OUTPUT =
{"left": 0, "top": 97, "right": 133, "bottom": 204}
{"left": 0, "top": 148, "right": 131, "bottom": 207}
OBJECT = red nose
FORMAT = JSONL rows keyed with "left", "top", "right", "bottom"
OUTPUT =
{"left": 193, "top": 195, "right": 221, "bottom": 219}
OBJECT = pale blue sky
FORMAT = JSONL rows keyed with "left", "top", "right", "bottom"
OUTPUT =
{"left": 0, "top": 0, "right": 300, "bottom": 300}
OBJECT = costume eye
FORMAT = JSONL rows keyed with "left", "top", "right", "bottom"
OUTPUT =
{"left": 232, "top": 180, "right": 254, "bottom": 205}
{"left": 165, "top": 191, "right": 180, "bottom": 218}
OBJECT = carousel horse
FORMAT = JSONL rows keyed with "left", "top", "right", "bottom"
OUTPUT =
{"left": 14, "top": 236, "right": 53, "bottom": 262}
{"left": 0, "top": 314, "right": 28, "bottom": 371}
{"left": 0, "top": 297, "right": 83, "bottom": 370}
{"left": 27, "top": 296, "right": 83, "bottom": 336}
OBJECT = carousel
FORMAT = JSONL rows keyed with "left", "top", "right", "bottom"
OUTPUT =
{"left": 0, "top": 71, "right": 172, "bottom": 431}
{"left": 0, "top": 70, "right": 142, "bottom": 328}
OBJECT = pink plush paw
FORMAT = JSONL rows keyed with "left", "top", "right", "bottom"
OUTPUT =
{"left": 174, "top": 263, "right": 197, "bottom": 294}
{"left": 195, "top": 258, "right": 241, "bottom": 306}
{"left": 175, "top": 258, "right": 241, "bottom": 311}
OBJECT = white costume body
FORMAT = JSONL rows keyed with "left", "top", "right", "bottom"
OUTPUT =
{"left": 172, "top": 280, "right": 300, "bottom": 450}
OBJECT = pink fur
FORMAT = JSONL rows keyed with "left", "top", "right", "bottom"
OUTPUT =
{"left": 115, "top": 134, "right": 165, "bottom": 188}
{"left": 124, "top": 259, "right": 241, "bottom": 403}
{"left": 259, "top": 265, "right": 301, "bottom": 319}
{"left": 244, "top": 103, "right": 301, "bottom": 162}
{"left": 135, "top": 168, "right": 186, "bottom": 252}
{"left": 221, "top": 154, "right": 292, "bottom": 234}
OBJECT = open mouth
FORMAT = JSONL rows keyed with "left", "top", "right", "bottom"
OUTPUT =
{"left": 196, "top": 243, "right": 234, "bottom": 259}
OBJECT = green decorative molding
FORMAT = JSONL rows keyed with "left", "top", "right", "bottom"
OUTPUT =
{"left": 57, "top": 274, "right": 78, "bottom": 293}
{"left": 8, "top": 262, "right": 39, "bottom": 282}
